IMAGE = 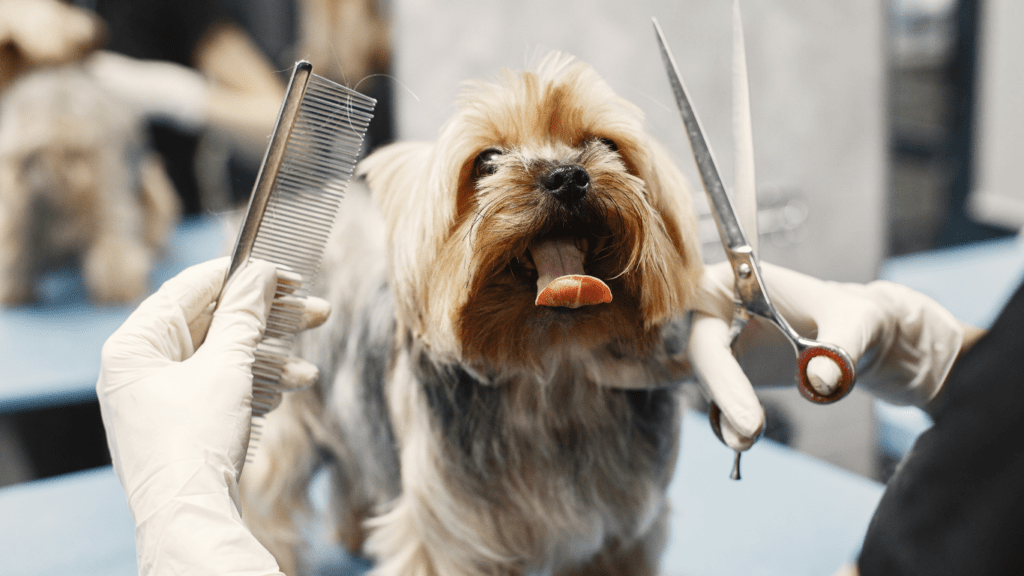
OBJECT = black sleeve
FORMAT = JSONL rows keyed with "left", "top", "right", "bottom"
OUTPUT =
{"left": 858, "top": 280, "right": 1024, "bottom": 575}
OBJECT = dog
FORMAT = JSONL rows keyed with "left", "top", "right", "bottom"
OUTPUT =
{"left": 241, "top": 52, "right": 704, "bottom": 576}
{"left": 0, "top": 65, "right": 180, "bottom": 305}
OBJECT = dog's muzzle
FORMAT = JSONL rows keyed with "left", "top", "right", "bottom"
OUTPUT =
{"left": 531, "top": 165, "right": 612, "bottom": 309}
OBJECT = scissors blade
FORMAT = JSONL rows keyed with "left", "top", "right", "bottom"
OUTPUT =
{"left": 732, "top": 0, "right": 758, "bottom": 254}
{"left": 652, "top": 17, "right": 751, "bottom": 255}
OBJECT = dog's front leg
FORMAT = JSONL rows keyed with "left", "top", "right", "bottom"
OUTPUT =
{"left": 363, "top": 391, "right": 511, "bottom": 576}
{"left": 363, "top": 493, "right": 445, "bottom": 576}
{"left": 0, "top": 160, "right": 35, "bottom": 304}
{"left": 82, "top": 234, "right": 152, "bottom": 304}
{"left": 556, "top": 507, "right": 668, "bottom": 576}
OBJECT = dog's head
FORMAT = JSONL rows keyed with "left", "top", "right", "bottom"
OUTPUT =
{"left": 0, "top": 67, "right": 140, "bottom": 216}
{"left": 360, "top": 53, "right": 702, "bottom": 375}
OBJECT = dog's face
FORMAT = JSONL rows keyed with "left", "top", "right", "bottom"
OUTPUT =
{"left": 361, "top": 54, "right": 702, "bottom": 375}
{"left": 0, "top": 68, "right": 138, "bottom": 250}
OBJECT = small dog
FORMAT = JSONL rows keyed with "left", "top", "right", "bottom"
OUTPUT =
{"left": 242, "top": 53, "right": 704, "bottom": 576}
{"left": 0, "top": 66, "right": 180, "bottom": 305}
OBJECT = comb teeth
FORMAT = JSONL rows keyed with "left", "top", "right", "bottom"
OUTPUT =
{"left": 248, "top": 75, "right": 375, "bottom": 289}
{"left": 230, "top": 62, "right": 376, "bottom": 467}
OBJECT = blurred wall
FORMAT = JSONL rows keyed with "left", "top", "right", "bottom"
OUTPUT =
{"left": 972, "top": 0, "right": 1024, "bottom": 229}
{"left": 389, "top": 0, "right": 887, "bottom": 282}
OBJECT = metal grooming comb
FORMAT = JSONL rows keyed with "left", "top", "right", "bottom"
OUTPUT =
{"left": 219, "top": 60, "right": 375, "bottom": 467}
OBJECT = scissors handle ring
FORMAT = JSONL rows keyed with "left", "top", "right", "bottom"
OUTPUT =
{"left": 795, "top": 341, "right": 856, "bottom": 404}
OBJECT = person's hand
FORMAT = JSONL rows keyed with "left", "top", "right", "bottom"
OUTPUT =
{"left": 688, "top": 261, "right": 968, "bottom": 451}
{"left": 97, "top": 257, "right": 328, "bottom": 575}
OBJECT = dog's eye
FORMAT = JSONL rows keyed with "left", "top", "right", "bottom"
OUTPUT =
{"left": 474, "top": 148, "right": 502, "bottom": 178}
{"left": 597, "top": 138, "right": 619, "bottom": 152}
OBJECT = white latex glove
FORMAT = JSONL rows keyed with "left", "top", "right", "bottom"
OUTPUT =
{"left": 86, "top": 50, "right": 209, "bottom": 131}
{"left": 97, "top": 257, "right": 328, "bottom": 576}
{"left": 689, "top": 261, "right": 965, "bottom": 451}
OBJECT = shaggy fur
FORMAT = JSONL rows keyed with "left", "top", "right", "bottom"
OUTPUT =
{"left": 0, "top": 65, "right": 180, "bottom": 305}
{"left": 241, "top": 53, "right": 703, "bottom": 576}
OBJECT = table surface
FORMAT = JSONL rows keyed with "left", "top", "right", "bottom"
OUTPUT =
{"left": 879, "top": 233, "right": 1024, "bottom": 329}
{"left": 0, "top": 216, "right": 228, "bottom": 414}
{"left": 0, "top": 411, "right": 883, "bottom": 576}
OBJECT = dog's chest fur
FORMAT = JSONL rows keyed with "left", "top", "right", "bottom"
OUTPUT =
{"left": 415, "top": 352, "right": 680, "bottom": 498}
{"left": 366, "top": 333, "right": 681, "bottom": 568}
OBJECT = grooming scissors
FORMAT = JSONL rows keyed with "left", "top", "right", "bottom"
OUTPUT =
{"left": 653, "top": 17, "right": 856, "bottom": 478}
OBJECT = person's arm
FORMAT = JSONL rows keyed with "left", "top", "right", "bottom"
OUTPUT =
{"left": 85, "top": 32, "right": 285, "bottom": 153}
{"left": 97, "top": 258, "right": 328, "bottom": 575}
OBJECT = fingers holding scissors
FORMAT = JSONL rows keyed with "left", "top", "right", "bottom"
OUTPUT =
{"left": 689, "top": 267, "right": 767, "bottom": 451}
{"left": 688, "top": 262, "right": 862, "bottom": 452}
{"left": 754, "top": 263, "right": 880, "bottom": 399}
{"left": 762, "top": 264, "right": 968, "bottom": 407}
{"left": 694, "top": 259, "right": 966, "bottom": 410}
{"left": 689, "top": 310, "right": 766, "bottom": 451}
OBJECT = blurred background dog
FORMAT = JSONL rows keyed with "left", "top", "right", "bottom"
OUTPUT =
{"left": 0, "top": 65, "right": 179, "bottom": 305}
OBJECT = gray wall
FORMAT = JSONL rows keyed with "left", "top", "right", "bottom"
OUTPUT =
{"left": 972, "top": 0, "right": 1024, "bottom": 229}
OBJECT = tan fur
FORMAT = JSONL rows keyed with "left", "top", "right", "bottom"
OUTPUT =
{"left": 241, "top": 53, "right": 703, "bottom": 576}
{"left": 295, "top": 0, "right": 391, "bottom": 86}
{"left": 0, "top": 65, "right": 180, "bottom": 305}
{"left": 0, "top": 0, "right": 105, "bottom": 92}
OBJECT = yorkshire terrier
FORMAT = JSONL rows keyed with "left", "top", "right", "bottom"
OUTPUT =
{"left": 0, "top": 66, "right": 180, "bottom": 305}
{"left": 242, "top": 53, "right": 704, "bottom": 576}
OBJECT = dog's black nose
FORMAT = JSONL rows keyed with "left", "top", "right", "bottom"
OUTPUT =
{"left": 541, "top": 165, "right": 590, "bottom": 203}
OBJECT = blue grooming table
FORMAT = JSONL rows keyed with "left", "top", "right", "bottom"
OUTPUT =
{"left": 874, "top": 234, "right": 1024, "bottom": 460}
{"left": 879, "top": 234, "right": 1024, "bottom": 330}
{"left": 664, "top": 413, "right": 882, "bottom": 576}
{"left": 0, "top": 215, "right": 228, "bottom": 414}
{"left": 0, "top": 467, "right": 137, "bottom": 576}
{"left": 0, "top": 411, "right": 883, "bottom": 576}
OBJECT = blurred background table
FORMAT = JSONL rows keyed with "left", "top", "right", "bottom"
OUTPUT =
{"left": 0, "top": 215, "right": 228, "bottom": 415}
{"left": 0, "top": 215, "right": 229, "bottom": 485}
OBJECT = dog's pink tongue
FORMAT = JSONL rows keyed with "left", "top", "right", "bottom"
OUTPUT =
{"left": 530, "top": 238, "right": 612, "bottom": 308}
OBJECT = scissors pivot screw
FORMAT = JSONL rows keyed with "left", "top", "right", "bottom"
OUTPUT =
{"left": 737, "top": 263, "right": 752, "bottom": 279}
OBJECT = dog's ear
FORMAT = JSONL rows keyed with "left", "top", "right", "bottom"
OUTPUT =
{"left": 357, "top": 141, "right": 436, "bottom": 232}
{"left": 357, "top": 141, "right": 475, "bottom": 357}
{"left": 0, "top": 38, "right": 26, "bottom": 90}
{"left": 0, "top": 0, "right": 106, "bottom": 90}
{"left": 357, "top": 141, "right": 446, "bottom": 327}
{"left": 633, "top": 137, "right": 705, "bottom": 318}
{"left": 644, "top": 138, "right": 703, "bottom": 266}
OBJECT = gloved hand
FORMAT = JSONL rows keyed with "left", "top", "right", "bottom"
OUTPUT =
{"left": 97, "top": 257, "right": 329, "bottom": 575}
{"left": 688, "top": 261, "right": 967, "bottom": 451}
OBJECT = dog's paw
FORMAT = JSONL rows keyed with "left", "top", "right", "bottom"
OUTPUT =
{"left": 83, "top": 238, "right": 151, "bottom": 304}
